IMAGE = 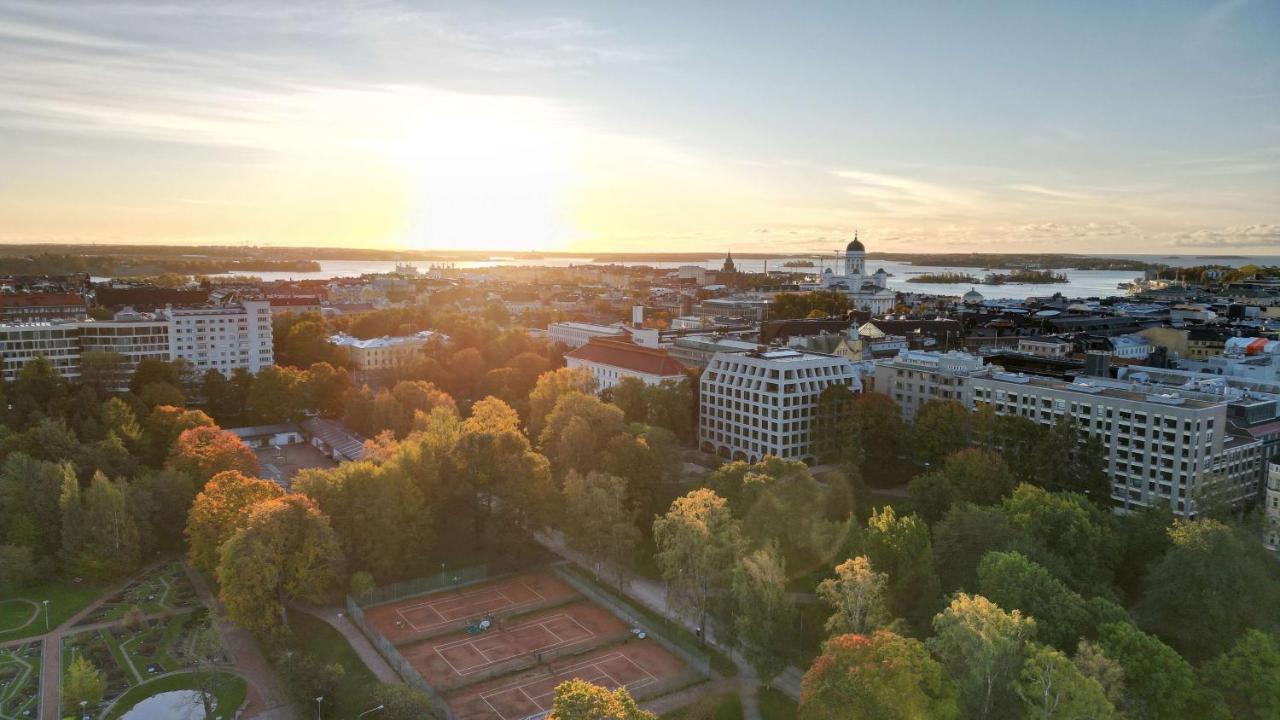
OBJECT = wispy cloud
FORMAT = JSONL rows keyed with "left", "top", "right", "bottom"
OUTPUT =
{"left": 1007, "top": 184, "right": 1095, "bottom": 202}
{"left": 831, "top": 169, "right": 981, "bottom": 215}
{"left": 1169, "top": 224, "right": 1280, "bottom": 248}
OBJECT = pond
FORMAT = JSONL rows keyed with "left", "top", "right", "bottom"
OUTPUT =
{"left": 119, "top": 690, "right": 213, "bottom": 720}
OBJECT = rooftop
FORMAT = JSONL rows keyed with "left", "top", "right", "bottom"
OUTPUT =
{"left": 566, "top": 337, "right": 686, "bottom": 377}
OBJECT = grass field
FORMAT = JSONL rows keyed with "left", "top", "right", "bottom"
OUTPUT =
{"left": 662, "top": 692, "right": 742, "bottom": 720}
{"left": 103, "top": 671, "right": 247, "bottom": 720}
{"left": 758, "top": 687, "right": 798, "bottom": 720}
{"left": 287, "top": 612, "right": 379, "bottom": 718}
{"left": 0, "top": 600, "right": 36, "bottom": 633}
{"left": 0, "top": 579, "right": 104, "bottom": 643}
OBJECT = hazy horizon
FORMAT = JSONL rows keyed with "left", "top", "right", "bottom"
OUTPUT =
{"left": 2, "top": 1, "right": 1277, "bottom": 254}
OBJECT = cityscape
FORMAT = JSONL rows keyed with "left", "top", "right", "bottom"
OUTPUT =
{"left": 1, "top": 3, "right": 1278, "bottom": 720}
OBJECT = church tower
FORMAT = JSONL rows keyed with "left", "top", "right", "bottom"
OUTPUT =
{"left": 722, "top": 251, "right": 736, "bottom": 273}
{"left": 844, "top": 232, "right": 865, "bottom": 277}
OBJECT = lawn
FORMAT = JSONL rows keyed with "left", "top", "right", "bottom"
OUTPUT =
{"left": 662, "top": 692, "right": 742, "bottom": 720}
{"left": 0, "top": 601, "right": 37, "bottom": 634}
{"left": 0, "top": 578, "right": 104, "bottom": 643}
{"left": 286, "top": 612, "right": 379, "bottom": 718}
{"left": 0, "top": 641, "right": 41, "bottom": 720}
{"left": 758, "top": 687, "right": 798, "bottom": 720}
{"left": 102, "top": 671, "right": 247, "bottom": 720}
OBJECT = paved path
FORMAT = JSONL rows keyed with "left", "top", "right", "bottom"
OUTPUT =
{"left": 534, "top": 530, "right": 804, "bottom": 714}
{"left": 291, "top": 604, "right": 400, "bottom": 684}
{"left": 184, "top": 564, "right": 300, "bottom": 720}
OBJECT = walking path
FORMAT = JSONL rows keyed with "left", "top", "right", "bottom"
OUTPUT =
{"left": 534, "top": 531, "right": 804, "bottom": 717}
{"left": 291, "top": 604, "right": 400, "bottom": 684}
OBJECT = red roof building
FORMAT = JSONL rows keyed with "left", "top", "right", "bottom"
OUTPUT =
{"left": 564, "top": 336, "right": 686, "bottom": 390}
{"left": 0, "top": 292, "right": 88, "bottom": 322}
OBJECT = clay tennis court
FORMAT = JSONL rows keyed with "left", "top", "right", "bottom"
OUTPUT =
{"left": 400, "top": 601, "right": 630, "bottom": 686}
{"left": 445, "top": 642, "right": 687, "bottom": 720}
{"left": 364, "top": 572, "right": 580, "bottom": 643}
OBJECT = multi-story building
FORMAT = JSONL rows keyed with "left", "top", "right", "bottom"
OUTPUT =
{"left": 547, "top": 322, "right": 627, "bottom": 348}
{"left": 1265, "top": 461, "right": 1280, "bottom": 553}
{"left": 1016, "top": 336, "right": 1073, "bottom": 359}
{"left": 329, "top": 330, "right": 439, "bottom": 372}
{"left": 565, "top": 336, "right": 686, "bottom": 391}
{"left": 0, "top": 292, "right": 88, "bottom": 322}
{"left": 970, "top": 372, "right": 1260, "bottom": 516}
{"left": 0, "top": 322, "right": 82, "bottom": 381}
{"left": 162, "top": 300, "right": 274, "bottom": 376}
{"left": 699, "top": 348, "right": 862, "bottom": 464}
{"left": 77, "top": 308, "right": 171, "bottom": 384}
{"left": 268, "top": 295, "right": 323, "bottom": 317}
{"left": 874, "top": 349, "right": 989, "bottom": 421}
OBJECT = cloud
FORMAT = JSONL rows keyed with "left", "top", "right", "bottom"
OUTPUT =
{"left": 1168, "top": 224, "right": 1280, "bottom": 248}
{"left": 831, "top": 169, "right": 980, "bottom": 215}
{"left": 1007, "top": 184, "right": 1095, "bottom": 202}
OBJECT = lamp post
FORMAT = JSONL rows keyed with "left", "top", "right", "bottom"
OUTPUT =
{"left": 42, "top": 600, "right": 49, "bottom": 631}
{"left": 80, "top": 700, "right": 88, "bottom": 720}
{"left": 357, "top": 704, "right": 385, "bottom": 718}
{"left": 315, "top": 696, "right": 323, "bottom": 720}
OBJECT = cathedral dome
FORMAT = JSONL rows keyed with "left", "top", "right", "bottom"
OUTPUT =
{"left": 846, "top": 238, "right": 865, "bottom": 252}
{"left": 963, "top": 288, "right": 985, "bottom": 305}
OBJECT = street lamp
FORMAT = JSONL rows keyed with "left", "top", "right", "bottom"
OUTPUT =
{"left": 357, "top": 704, "right": 385, "bottom": 718}
{"left": 315, "top": 696, "right": 323, "bottom": 720}
{"left": 80, "top": 700, "right": 88, "bottom": 720}
{"left": 42, "top": 600, "right": 49, "bottom": 631}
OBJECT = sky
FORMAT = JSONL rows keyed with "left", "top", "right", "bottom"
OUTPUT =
{"left": 0, "top": 1, "right": 1277, "bottom": 255}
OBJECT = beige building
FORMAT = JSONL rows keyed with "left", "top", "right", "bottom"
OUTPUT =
{"left": 1266, "top": 462, "right": 1280, "bottom": 554}
{"left": 330, "top": 330, "right": 439, "bottom": 371}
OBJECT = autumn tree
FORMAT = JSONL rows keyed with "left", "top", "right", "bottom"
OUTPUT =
{"left": 800, "top": 631, "right": 959, "bottom": 720}
{"left": 538, "top": 392, "right": 627, "bottom": 477}
{"left": 927, "top": 593, "right": 1036, "bottom": 720}
{"left": 217, "top": 494, "right": 344, "bottom": 639}
{"left": 528, "top": 367, "right": 597, "bottom": 438}
{"left": 166, "top": 425, "right": 261, "bottom": 486}
{"left": 732, "top": 546, "right": 796, "bottom": 684}
{"left": 561, "top": 472, "right": 640, "bottom": 588}
{"left": 186, "top": 470, "right": 284, "bottom": 573}
{"left": 817, "top": 556, "right": 892, "bottom": 637}
{"left": 1016, "top": 643, "right": 1116, "bottom": 720}
{"left": 859, "top": 507, "right": 940, "bottom": 629}
{"left": 545, "top": 679, "right": 656, "bottom": 720}
{"left": 63, "top": 655, "right": 106, "bottom": 712}
{"left": 653, "top": 489, "right": 741, "bottom": 640}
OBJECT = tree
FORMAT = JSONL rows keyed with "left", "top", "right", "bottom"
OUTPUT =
{"left": 1194, "top": 630, "right": 1280, "bottom": 720}
{"left": 1097, "top": 622, "right": 1193, "bottom": 720}
{"left": 608, "top": 376, "right": 649, "bottom": 424}
{"left": 217, "top": 494, "right": 344, "bottom": 639}
{"left": 128, "top": 469, "right": 196, "bottom": 559}
{"left": 770, "top": 291, "right": 852, "bottom": 320}
{"left": 601, "top": 425, "right": 683, "bottom": 526}
{"left": 1016, "top": 643, "right": 1115, "bottom": 720}
{"left": 1071, "top": 640, "right": 1126, "bottom": 712}
{"left": 977, "top": 551, "right": 1089, "bottom": 651}
{"left": 909, "top": 448, "right": 1016, "bottom": 523}
{"left": 561, "top": 472, "right": 640, "bottom": 588}
{"left": 78, "top": 351, "right": 128, "bottom": 400}
{"left": 528, "top": 367, "right": 597, "bottom": 438}
{"left": 72, "top": 473, "right": 141, "bottom": 579}
{"left": 538, "top": 392, "right": 627, "bottom": 477}
{"left": 732, "top": 546, "right": 796, "bottom": 684}
{"left": 817, "top": 556, "right": 892, "bottom": 637}
{"left": 304, "top": 362, "right": 352, "bottom": 418}
{"left": 913, "top": 400, "right": 974, "bottom": 467}
{"left": 932, "top": 503, "right": 1032, "bottom": 594}
{"left": 0, "top": 544, "right": 35, "bottom": 592}
{"left": 545, "top": 679, "right": 656, "bottom": 720}
{"left": 166, "top": 425, "right": 261, "bottom": 486}
{"left": 142, "top": 405, "right": 215, "bottom": 466}
{"left": 860, "top": 507, "right": 940, "bottom": 629}
{"left": 186, "top": 470, "right": 284, "bottom": 573}
{"left": 1113, "top": 505, "right": 1173, "bottom": 603}
{"left": 653, "top": 489, "right": 741, "bottom": 640}
{"left": 1000, "top": 484, "right": 1118, "bottom": 594}
{"left": 1035, "top": 417, "right": 1111, "bottom": 503}
{"left": 190, "top": 618, "right": 235, "bottom": 719}
{"left": 847, "top": 393, "right": 908, "bottom": 487}
{"left": 63, "top": 655, "right": 107, "bottom": 712}
{"left": 927, "top": 593, "right": 1036, "bottom": 720}
{"left": 1135, "top": 518, "right": 1280, "bottom": 662}
{"left": 799, "top": 631, "right": 959, "bottom": 720}
{"left": 705, "top": 458, "right": 837, "bottom": 568}
{"left": 0, "top": 453, "right": 71, "bottom": 562}
{"left": 643, "top": 379, "right": 694, "bottom": 442}
{"left": 368, "top": 683, "right": 442, "bottom": 720}
{"left": 247, "top": 364, "right": 307, "bottom": 423}
{"left": 99, "top": 397, "right": 141, "bottom": 443}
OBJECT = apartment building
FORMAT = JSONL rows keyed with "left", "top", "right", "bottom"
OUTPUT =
{"left": 78, "top": 309, "right": 171, "bottom": 383}
{"left": 565, "top": 336, "right": 686, "bottom": 391}
{"left": 0, "top": 292, "right": 88, "bottom": 322}
{"left": 970, "top": 372, "right": 1259, "bottom": 516}
{"left": 329, "top": 330, "right": 438, "bottom": 371}
{"left": 699, "top": 348, "right": 862, "bottom": 464}
{"left": 163, "top": 300, "right": 274, "bottom": 376}
{"left": 874, "top": 349, "right": 989, "bottom": 421}
{"left": 547, "top": 322, "right": 627, "bottom": 348}
{"left": 1265, "top": 461, "right": 1280, "bottom": 553}
{"left": 0, "top": 323, "right": 82, "bottom": 381}
{"left": 1016, "top": 336, "right": 1073, "bottom": 359}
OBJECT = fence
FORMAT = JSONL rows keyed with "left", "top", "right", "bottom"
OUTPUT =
{"left": 353, "top": 564, "right": 491, "bottom": 608}
{"left": 346, "top": 596, "right": 457, "bottom": 720}
{"left": 549, "top": 562, "right": 713, "bottom": 679}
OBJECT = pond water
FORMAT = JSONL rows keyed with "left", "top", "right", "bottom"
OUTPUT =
{"left": 119, "top": 690, "right": 212, "bottom": 720}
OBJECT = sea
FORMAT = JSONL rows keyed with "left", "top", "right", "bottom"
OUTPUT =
{"left": 198, "top": 253, "right": 1280, "bottom": 303}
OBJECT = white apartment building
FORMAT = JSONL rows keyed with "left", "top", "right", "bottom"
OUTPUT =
{"left": 874, "top": 349, "right": 989, "bottom": 421}
{"left": 0, "top": 323, "right": 82, "bottom": 381}
{"left": 547, "top": 322, "right": 627, "bottom": 348}
{"left": 329, "top": 330, "right": 439, "bottom": 371}
{"left": 1265, "top": 461, "right": 1280, "bottom": 553}
{"left": 699, "top": 348, "right": 862, "bottom": 464}
{"left": 565, "top": 336, "right": 686, "bottom": 391}
{"left": 163, "top": 300, "right": 274, "bottom": 376}
{"left": 78, "top": 309, "right": 171, "bottom": 387}
{"left": 970, "top": 372, "right": 1258, "bottom": 516}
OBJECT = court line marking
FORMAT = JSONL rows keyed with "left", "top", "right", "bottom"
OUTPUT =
{"left": 477, "top": 652, "right": 658, "bottom": 720}
{"left": 434, "top": 613, "right": 595, "bottom": 675}
{"left": 392, "top": 580, "right": 547, "bottom": 631}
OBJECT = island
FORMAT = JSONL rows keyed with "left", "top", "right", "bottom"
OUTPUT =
{"left": 908, "top": 269, "right": 1067, "bottom": 285}
{"left": 782, "top": 259, "right": 816, "bottom": 267}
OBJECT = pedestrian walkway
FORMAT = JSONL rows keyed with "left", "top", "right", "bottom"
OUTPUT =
{"left": 291, "top": 604, "right": 400, "bottom": 684}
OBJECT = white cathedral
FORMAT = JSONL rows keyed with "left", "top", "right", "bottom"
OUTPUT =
{"left": 809, "top": 234, "right": 896, "bottom": 314}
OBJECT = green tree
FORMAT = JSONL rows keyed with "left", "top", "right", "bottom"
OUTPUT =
{"left": 1193, "top": 630, "right": 1280, "bottom": 720}
{"left": 1071, "top": 640, "right": 1126, "bottom": 712}
{"left": 732, "top": 545, "right": 796, "bottom": 685}
{"left": 538, "top": 392, "right": 628, "bottom": 477}
{"left": 1000, "top": 484, "right": 1118, "bottom": 594}
{"left": 1016, "top": 643, "right": 1115, "bottom": 720}
{"left": 545, "top": 679, "right": 656, "bottom": 720}
{"left": 217, "top": 495, "right": 344, "bottom": 639}
{"left": 0, "top": 454, "right": 70, "bottom": 562}
{"left": 643, "top": 378, "right": 694, "bottom": 442}
{"left": 367, "top": 683, "right": 442, "bottom": 720}
{"left": 977, "top": 551, "right": 1089, "bottom": 651}
{"left": 247, "top": 364, "right": 308, "bottom": 423}
{"left": 653, "top": 489, "right": 741, "bottom": 640}
{"left": 601, "top": 425, "right": 683, "bottom": 527}
{"left": 99, "top": 396, "right": 141, "bottom": 443}
{"left": 927, "top": 593, "right": 1036, "bottom": 720}
{"left": 816, "top": 556, "right": 892, "bottom": 637}
{"left": 860, "top": 507, "right": 941, "bottom": 628}
{"left": 1097, "top": 621, "right": 1193, "bottom": 720}
{"left": 561, "top": 472, "right": 640, "bottom": 588}
{"left": 0, "top": 544, "right": 35, "bottom": 593}
{"left": 186, "top": 470, "right": 284, "bottom": 573}
{"left": 932, "top": 503, "right": 1032, "bottom": 594}
{"left": 1135, "top": 518, "right": 1280, "bottom": 662}
{"left": 528, "top": 367, "right": 597, "bottom": 437}
{"left": 608, "top": 376, "right": 649, "bottom": 424}
{"left": 909, "top": 448, "right": 1016, "bottom": 523}
{"left": 128, "top": 469, "right": 196, "bottom": 559}
{"left": 848, "top": 393, "right": 908, "bottom": 487}
{"left": 63, "top": 655, "right": 106, "bottom": 712}
{"left": 73, "top": 473, "right": 141, "bottom": 579}
{"left": 913, "top": 400, "right": 973, "bottom": 467}
{"left": 706, "top": 458, "right": 837, "bottom": 568}
{"left": 799, "top": 630, "right": 959, "bottom": 720}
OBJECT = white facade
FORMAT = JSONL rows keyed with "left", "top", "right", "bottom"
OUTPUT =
{"left": 0, "top": 323, "right": 81, "bottom": 381}
{"left": 699, "top": 349, "right": 862, "bottom": 464}
{"left": 970, "top": 372, "right": 1258, "bottom": 516}
{"left": 1016, "top": 336, "right": 1072, "bottom": 359}
{"left": 547, "top": 321, "right": 626, "bottom": 348}
{"left": 1110, "top": 334, "right": 1154, "bottom": 359}
{"left": 1265, "top": 462, "right": 1280, "bottom": 554}
{"left": 330, "top": 330, "right": 438, "bottom": 371}
{"left": 162, "top": 300, "right": 274, "bottom": 376}
{"left": 874, "top": 350, "right": 989, "bottom": 421}
{"left": 812, "top": 237, "right": 896, "bottom": 314}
